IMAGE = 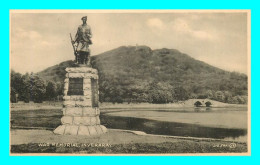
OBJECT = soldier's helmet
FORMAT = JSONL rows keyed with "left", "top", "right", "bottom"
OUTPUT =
{"left": 81, "top": 16, "right": 87, "bottom": 21}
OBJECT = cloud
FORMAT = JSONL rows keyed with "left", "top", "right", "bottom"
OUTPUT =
{"left": 12, "top": 27, "right": 61, "bottom": 48}
{"left": 171, "top": 18, "right": 216, "bottom": 41}
{"left": 14, "top": 28, "right": 42, "bottom": 40}
{"left": 146, "top": 18, "right": 165, "bottom": 30}
{"left": 146, "top": 17, "right": 216, "bottom": 41}
{"left": 192, "top": 30, "right": 215, "bottom": 40}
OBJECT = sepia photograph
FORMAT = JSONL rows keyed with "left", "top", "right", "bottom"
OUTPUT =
{"left": 9, "top": 10, "right": 250, "bottom": 155}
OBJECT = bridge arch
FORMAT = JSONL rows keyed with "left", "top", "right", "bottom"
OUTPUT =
{"left": 194, "top": 101, "right": 202, "bottom": 107}
{"left": 205, "top": 101, "right": 212, "bottom": 107}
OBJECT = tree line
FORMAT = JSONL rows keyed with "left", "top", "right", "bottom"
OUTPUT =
{"left": 10, "top": 70, "right": 63, "bottom": 103}
{"left": 10, "top": 69, "right": 247, "bottom": 104}
{"left": 98, "top": 79, "right": 247, "bottom": 104}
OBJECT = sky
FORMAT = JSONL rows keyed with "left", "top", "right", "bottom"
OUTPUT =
{"left": 10, "top": 10, "right": 249, "bottom": 74}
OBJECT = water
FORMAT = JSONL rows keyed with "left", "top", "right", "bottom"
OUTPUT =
{"left": 100, "top": 115, "right": 247, "bottom": 141}
{"left": 100, "top": 107, "right": 248, "bottom": 142}
{"left": 11, "top": 107, "right": 248, "bottom": 142}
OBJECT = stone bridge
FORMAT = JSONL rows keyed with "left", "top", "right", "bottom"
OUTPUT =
{"left": 184, "top": 99, "right": 213, "bottom": 107}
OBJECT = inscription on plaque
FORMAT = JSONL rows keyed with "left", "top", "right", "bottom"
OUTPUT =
{"left": 68, "top": 78, "right": 83, "bottom": 95}
{"left": 91, "top": 78, "right": 99, "bottom": 107}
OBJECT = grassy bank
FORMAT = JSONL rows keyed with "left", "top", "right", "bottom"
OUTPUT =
{"left": 10, "top": 100, "right": 247, "bottom": 111}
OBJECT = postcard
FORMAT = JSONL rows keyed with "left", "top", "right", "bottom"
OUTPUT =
{"left": 10, "top": 10, "right": 251, "bottom": 155}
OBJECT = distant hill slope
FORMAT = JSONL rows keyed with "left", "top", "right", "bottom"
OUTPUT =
{"left": 38, "top": 45, "right": 248, "bottom": 103}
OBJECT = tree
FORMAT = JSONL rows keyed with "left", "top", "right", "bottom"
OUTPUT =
{"left": 223, "top": 91, "right": 232, "bottom": 103}
{"left": 56, "top": 82, "right": 64, "bottom": 96}
{"left": 235, "top": 96, "right": 246, "bottom": 104}
{"left": 147, "top": 82, "right": 173, "bottom": 104}
{"left": 30, "top": 74, "right": 46, "bottom": 103}
{"left": 173, "top": 87, "right": 189, "bottom": 101}
{"left": 215, "top": 91, "right": 225, "bottom": 102}
{"left": 10, "top": 70, "right": 23, "bottom": 102}
{"left": 105, "top": 85, "right": 124, "bottom": 104}
{"left": 241, "top": 95, "right": 248, "bottom": 104}
{"left": 197, "top": 93, "right": 207, "bottom": 99}
{"left": 229, "top": 96, "right": 239, "bottom": 104}
{"left": 10, "top": 87, "right": 17, "bottom": 103}
{"left": 148, "top": 90, "right": 173, "bottom": 104}
{"left": 20, "top": 73, "right": 31, "bottom": 102}
{"left": 45, "top": 81, "right": 57, "bottom": 101}
{"left": 189, "top": 93, "right": 198, "bottom": 99}
{"left": 206, "top": 90, "right": 214, "bottom": 99}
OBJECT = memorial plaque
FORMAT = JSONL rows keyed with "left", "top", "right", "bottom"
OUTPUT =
{"left": 68, "top": 78, "right": 83, "bottom": 95}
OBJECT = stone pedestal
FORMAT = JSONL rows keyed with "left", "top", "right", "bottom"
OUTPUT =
{"left": 54, "top": 67, "right": 107, "bottom": 136}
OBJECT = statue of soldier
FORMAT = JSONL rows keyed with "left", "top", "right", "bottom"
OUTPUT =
{"left": 72, "top": 16, "right": 92, "bottom": 66}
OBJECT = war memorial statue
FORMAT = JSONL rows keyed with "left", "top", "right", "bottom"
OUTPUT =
{"left": 53, "top": 16, "right": 107, "bottom": 136}
{"left": 71, "top": 16, "right": 92, "bottom": 66}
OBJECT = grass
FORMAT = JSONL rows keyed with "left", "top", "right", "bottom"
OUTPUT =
{"left": 10, "top": 129, "right": 247, "bottom": 154}
{"left": 11, "top": 141, "right": 247, "bottom": 154}
{"left": 10, "top": 128, "right": 248, "bottom": 154}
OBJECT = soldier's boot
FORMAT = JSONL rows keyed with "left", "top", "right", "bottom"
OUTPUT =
{"left": 80, "top": 53, "right": 84, "bottom": 64}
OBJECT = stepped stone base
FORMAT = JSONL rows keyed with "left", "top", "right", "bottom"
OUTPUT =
{"left": 53, "top": 66, "right": 107, "bottom": 137}
{"left": 54, "top": 124, "right": 107, "bottom": 136}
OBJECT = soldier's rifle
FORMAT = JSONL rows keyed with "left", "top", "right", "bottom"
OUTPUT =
{"left": 70, "top": 33, "right": 78, "bottom": 62}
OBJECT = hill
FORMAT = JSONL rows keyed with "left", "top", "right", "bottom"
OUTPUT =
{"left": 37, "top": 45, "right": 248, "bottom": 104}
